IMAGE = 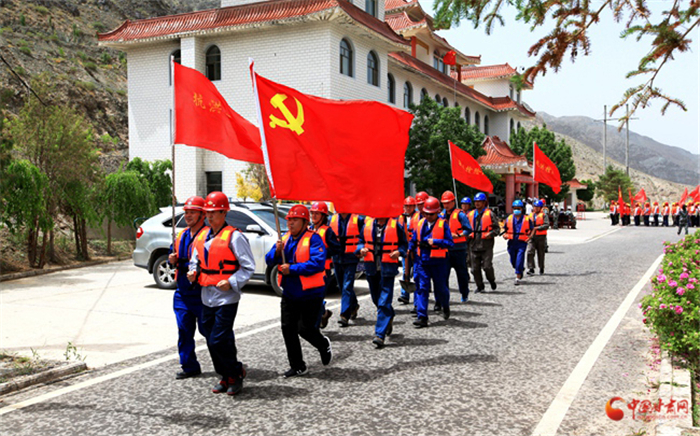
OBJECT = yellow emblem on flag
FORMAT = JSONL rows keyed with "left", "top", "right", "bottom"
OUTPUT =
{"left": 269, "top": 94, "right": 305, "bottom": 135}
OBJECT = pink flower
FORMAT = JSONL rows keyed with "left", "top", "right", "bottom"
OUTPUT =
{"left": 668, "top": 261, "right": 673, "bottom": 266}
{"left": 688, "top": 284, "right": 696, "bottom": 290}
{"left": 675, "top": 306, "right": 683, "bottom": 314}
{"left": 643, "top": 318, "right": 647, "bottom": 324}
{"left": 660, "top": 304, "right": 667, "bottom": 309}
{"left": 676, "top": 288, "right": 685, "bottom": 296}
{"left": 657, "top": 274, "right": 667, "bottom": 283}
{"left": 680, "top": 272, "right": 689, "bottom": 280}
{"left": 638, "top": 303, "right": 643, "bottom": 308}
{"left": 668, "top": 280, "right": 678, "bottom": 288}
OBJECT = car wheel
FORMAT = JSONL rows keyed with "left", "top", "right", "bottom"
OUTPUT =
{"left": 153, "top": 254, "right": 177, "bottom": 289}
{"left": 269, "top": 266, "right": 284, "bottom": 297}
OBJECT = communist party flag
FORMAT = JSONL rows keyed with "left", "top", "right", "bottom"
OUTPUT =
{"left": 633, "top": 188, "right": 647, "bottom": 204}
{"left": 449, "top": 141, "right": 493, "bottom": 193}
{"left": 679, "top": 187, "right": 689, "bottom": 205}
{"left": 689, "top": 185, "right": 700, "bottom": 202}
{"left": 533, "top": 143, "right": 562, "bottom": 194}
{"left": 173, "top": 62, "right": 263, "bottom": 164}
{"left": 443, "top": 50, "right": 457, "bottom": 66}
{"left": 251, "top": 64, "right": 414, "bottom": 217}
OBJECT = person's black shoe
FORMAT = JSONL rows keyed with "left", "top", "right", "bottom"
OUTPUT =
{"left": 212, "top": 379, "right": 228, "bottom": 394}
{"left": 176, "top": 369, "right": 201, "bottom": 380}
{"left": 413, "top": 317, "right": 428, "bottom": 328}
{"left": 490, "top": 281, "right": 497, "bottom": 290}
{"left": 337, "top": 316, "right": 349, "bottom": 327}
{"left": 226, "top": 376, "right": 243, "bottom": 396}
{"left": 539, "top": 269, "right": 545, "bottom": 275}
{"left": 283, "top": 367, "right": 308, "bottom": 378}
{"left": 526, "top": 269, "right": 535, "bottom": 276}
{"left": 397, "top": 295, "right": 410, "bottom": 304}
{"left": 475, "top": 288, "right": 485, "bottom": 294}
{"left": 320, "top": 309, "right": 333, "bottom": 329}
{"left": 320, "top": 336, "right": 333, "bottom": 366}
{"left": 372, "top": 336, "right": 385, "bottom": 349}
{"left": 350, "top": 304, "right": 360, "bottom": 320}
{"left": 442, "top": 307, "right": 450, "bottom": 320}
{"left": 433, "top": 304, "right": 442, "bottom": 312}
{"left": 386, "top": 317, "right": 394, "bottom": 336}
{"left": 409, "top": 307, "right": 417, "bottom": 314}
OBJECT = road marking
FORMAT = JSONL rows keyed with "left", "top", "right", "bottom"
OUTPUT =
{"left": 0, "top": 293, "right": 374, "bottom": 416}
{"left": 582, "top": 226, "right": 623, "bottom": 244}
{"left": 530, "top": 253, "right": 663, "bottom": 436}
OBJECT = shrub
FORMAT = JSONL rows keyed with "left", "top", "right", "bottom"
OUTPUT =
{"left": 92, "top": 22, "right": 106, "bottom": 33}
{"left": 19, "top": 46, "right": 31, "bottom": 56}
{"left": 0, "top": 26, "right": 12, "bottom": 36}
{"left": 641, "top": 231, "right": 700, "bottom": 374}
{"left": 20, "top": 14, "right": 26, "bottom": 26}
{"left": 100, "top": 52, "right": 112, "bottom": 64}
{"left": 77, "top": 51, "right": 88, "bottom": 61}
{"left": 83, "top": 61, "right": 97, "bottom": 71}
{"left": 15, "top": 66, "right": 26, "bottom": 76}
{"left": 72, "top": 24, "right": 81, "bottom": 39}
{"left": 34, "top": 5, "right": 49, "bottom": 15}
{"left": 77, "top": 81, "right": 95, "bottom": 91}
{"left": 116, "top": 89, "right": 126, "bottom": 96}
{"left": 58, "top": 47, "right": 65, "bottom": 57}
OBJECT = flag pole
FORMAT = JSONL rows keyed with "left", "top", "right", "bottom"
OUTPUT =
{"left": 448, "top": 141, "right": 458, "bottom": 199}
{"left": 170, "top": 55, "right": 176, "bottom": 242}
{"left": 250, "top": 58, "right": 285, "bottom": 263}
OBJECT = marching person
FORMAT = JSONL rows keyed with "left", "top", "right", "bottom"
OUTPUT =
{"left": 609, "top": 201, "right": 618, "bottom": 226}
{"left": 633, "top": 203, "right": 642, "bottom": 226}
{"left": 503, "top": 200, "right": 533, "bottom": 285}
{"left": 466, "top": 192, "right": 499, "bottom": 293}
{"left": 329, "top": 210, "right": 364, "bottom": 327}
{"left": 407, "top": 191, "right": 429, "bottom": 314}
{"left": 309, "top": 201, "right": 340, "bottom": 329}
{"left": 688, "top": 202, "right": 697, "bottom": 228}
{"left": 526, "top": 199, "right": 549, "bottom": 276}
{"left": 662, "top": 202, "right": 670, "bottom": 227}
{"left": 358, "top": 216, "right": 408, "bottom": 348}
{"left": 643, "top": 202, "right": 651, "bottom": 226}
{"left": 188, "top": 192, "right": 255, "bottom": 396}
{"left": 397, "top": 196, "right": 419, "bottom": 305}
{"left": 266, "top": 205, "right": 333, "bottom": 377}
{"left": 652, "top": 201, "right": 660, "bottom": 227}
{"left": 440, "top": 191, "right": 471, "bottom": 303}
{"left": 169, "top": 196, "right": 208, "bottom": 380}
{"left": 672, "top": 202, "right": 680, "bottom": 227}
{"left": 551, "top": 203, "right": 560, "bottom": 229}
{"left": 409, "top": 197, "right": 453, "bottom": 327}
{"left": 460, "top": 197, "right": 473, "bottom": 215}
{"left": 677, "top": 204, "right": 689, "bottom": 235}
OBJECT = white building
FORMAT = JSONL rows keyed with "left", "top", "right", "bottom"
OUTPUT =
{"left": 98, "top": 0, "right": 536, "bottom": 200}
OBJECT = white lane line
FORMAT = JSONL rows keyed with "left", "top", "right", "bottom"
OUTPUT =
{"left": 530, "top": 253, "right": 663, "bottom": 436}
{"left": 0, "top": 292, "right": 374, "bottom": 416}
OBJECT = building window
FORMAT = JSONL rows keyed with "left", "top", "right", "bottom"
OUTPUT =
{"left": 206, "top": 171, "right": 222, "bottom": 194}
{"left": 509, "top": 84, "right": 514, "bottom": 100}
{"left": 387, "top": 74, "right": 396, "bottom": 104}
{"left": 517, "top": 121, "right": 521, "bottom": 132}
{"left": 367, "top": 51, "right": 379, "bottom": 86}
{"left": 484, "top": 115, "right": 490, "bottom": 135}
{"left": 205, "top": 45, "right": 221, "bottom": 81}
{"left": 420, "top": 88, "right": 429, "bottom": 101}
{"left": 475, "top": 111, "right": 480, "bottom": 131}
{"left": 433, "top": 50, "right": 444, "bottom": 73}
{"left": 443, "top": 97, "right": 449, "bottom": 107}
{"left": 510, "top": 118, "right": 515, "bottom": 136}
{"left": 169, "top": 49, "right": 181, "bottom": 86}
{"left": 340, "top": 38, "right": 353, "bottom": 77}
{"left": 403, "top": 81, "right": 413, "bottom": 108}
{"left": 365, "top": 0, "right": 377, "bottom": 17}
{"left": 465, "top": 107, "right": 470, "bottom": 124}
{"left": 435, "top": 93, "right": 441, "bottom": 104}
{"left": 454, "top": 101, "right": 460, "bottom": 108}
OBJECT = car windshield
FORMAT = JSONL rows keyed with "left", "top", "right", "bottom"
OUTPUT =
{"left": 251, "top": 209, "right": 288, "bottom": 233}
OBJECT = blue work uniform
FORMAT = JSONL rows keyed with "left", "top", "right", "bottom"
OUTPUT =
{"left": 358, "top": 218, "right": 408, "bottom": 339}
{"left": 441, "top": 207, "right": 471, "bottom": 300}
{"left": 409, "top": 219, "right": 454, "bottom": 321}
{"left": 506, "top": 214, "right": 531, "bottom": 275}
{"left": 331, "top": 214, "right": 365, "bottom": 320}
{"left": 170, "top": 225, "right": 207, "bottom": 374}
{"left": 309, "top": 222, "right": 341, "bottom": 328}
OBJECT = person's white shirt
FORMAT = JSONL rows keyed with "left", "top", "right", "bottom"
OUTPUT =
{"left": 526, "top": 203, "right": 533, "bottom": 215}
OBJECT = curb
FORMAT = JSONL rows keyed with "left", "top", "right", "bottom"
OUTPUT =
{"left": 655, "top": 351, "right": 696, "bottom": 435}
{"left": 0, "top": 362, "right": 88, "bottom": 396}
{"left": 0, "top": 256, "right": 131, "bottom": 283}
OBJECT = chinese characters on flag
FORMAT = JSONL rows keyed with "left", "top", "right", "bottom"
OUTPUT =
{"left": 533, "top": 142, "right": 562, "bottom": 194}
{"left": 173, "top": 62, "right": 263, "bottom": 164}
{"left": 448, "top": 141, "right": 493, "bottom": 193}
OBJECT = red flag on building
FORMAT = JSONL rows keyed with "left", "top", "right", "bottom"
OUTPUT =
{"left": 679, "top": 187, "right": 689, "bottom": 205}
{"left": 443, "top": 50, "right": 457, "bottom": 66}
{"left": 449, "top": 141, "right": 493, "bottom": 193}
{"left": 689, "top": 185, "right": 700, "bottom": 202}
{"left": 533, "top": 143, "right": 562, "bottom": 194}
{"left": 633, "top": 188, "right": 647, "bottom": 204}
{"left": 173, "top": 62, "right": 263, "bottom": 164}
{"left": 251, "top": 63, "right": 414, "bottom": 217}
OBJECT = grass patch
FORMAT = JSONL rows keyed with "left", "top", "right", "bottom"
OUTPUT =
{"left": 0, "top": 26, "right": 12, "bottom": 36}
{"left": 33, "top": 5, "right": 50, "bottom": 15}
{"left": 15, "top": 66, "right": 26, "bottom": 76}
{"left": 116, "top": 89, "right": 126, "bottom": 96}
{"left": 101, "top": 52, "right": 112, "bottom": 64}
{"left": 19, "top": 46, "right": 31, "bottom": 56}
{"left": 83, "top": 61, "right": 97, "bottom": 71}
{"left": 92, "top": 22, "right": 106, "bottom": 33}
{"left": 76, "top": 81, "right": 95, "bottom": 91}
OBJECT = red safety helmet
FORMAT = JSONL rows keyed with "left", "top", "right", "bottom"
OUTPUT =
{"left": 203, "top": 192, "right": 230, "bottom": 211}
{"left": 423, "top": 197, "right": 441, "bottom": 214}
{"left": 441, "top": 191, "right": 456, "bottom": 203}
{"left": 286, "top": 204, "right": 310, "bottom": 220}
{"left": 183, "top": 196, "right": 205, "bottom": 211}
{"left": 404, "top": 196, "right": 417, "bottom": 206}
{"left": 415, "top": 191, "right": 429, "bottom": 205}
{"left": 310, "top": 201, "right": 329, "bottom": 215}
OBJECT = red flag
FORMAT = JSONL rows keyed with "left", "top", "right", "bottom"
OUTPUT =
{"left": 689, "top": 185, "right": 700, "bottom": 202}
{"left": 533, "top": 143, "right": 562, "bottom": 194}
{"left": 618, "top": 186, "right": 624, "bottom": 209}
{"left": 679, "top": 187, "right": 689, "bottom": 205}
{"left": 174, "top": 62, "right": 263, "bottom": 164}
{"left": 633, "top": 188, "right": 647, "bottom": 204}
{"left": 251, "top": 65, "right": 413, "bottom": 217}
{"left": 449, "top": 141, "right": 493, "bottom": 193}
{"left": 443, "top": 50, "right": 457, "bottom": 66}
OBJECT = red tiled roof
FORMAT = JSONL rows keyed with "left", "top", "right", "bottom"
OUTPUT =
{"left": 477, "top": 136, "right": 529, "bottom": 167}
{"left": 388, "top": 52, "right": 535, "bottom": 117}
{"left": 566, "top": 178, "right": 588, "bottom": 190}
{"left": 98, "top": 0, "right": 408, "bottom": 47}
{"left": 385, "top": 0, "right": 419, "bottom": 12}
{"left": 385, "top": 11, "right": 426, "bottom": 31}
{"left": 455, "top": 63, "right": 533, "bottom": 88}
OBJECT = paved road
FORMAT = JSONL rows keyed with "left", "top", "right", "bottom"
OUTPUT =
{"left": 1, "top": 222, "right": 688, "bottom": 436}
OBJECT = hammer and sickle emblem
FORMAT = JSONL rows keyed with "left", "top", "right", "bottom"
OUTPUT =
{"left": 269, "top": 94, "right": 305, "bottom": 135}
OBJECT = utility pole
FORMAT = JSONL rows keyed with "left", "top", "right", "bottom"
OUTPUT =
{"left": 595, "top": 105, "right": 637, "bottom": 176}
{"left": 603, "top": 105, "right": 607, "bottom": 171}
{"left": 626, "top": 104, "right": 630, "bottom": 176}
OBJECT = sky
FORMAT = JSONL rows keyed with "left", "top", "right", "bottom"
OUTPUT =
{"left": 419, "top": 0, "right": 700, "bottom": 156}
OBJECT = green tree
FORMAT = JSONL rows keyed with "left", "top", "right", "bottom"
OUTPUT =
{"left": 406, "top": 98, "right": 486, "bottom": 197}
{"left": 102, "top": 168, "right": 156, "bottom": 254}
{"left": 576, "top": 179, "right": 596, "bottom": 202}
{"left": 595, "top": 165, "right": 634, "bottom": 202}
{"left": 433, "top": 0, "right": 697, "bottom": 122}
{"left": 125, "top": 157, "right": 172, "bottom": 207}
{"left": 510, "top": 124, "right": 576, "bottom": 202}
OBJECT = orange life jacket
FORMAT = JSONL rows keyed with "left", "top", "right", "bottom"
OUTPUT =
{"left": 362, "top": 218, "right": 400, "bottom": 264}
{"left": 467, "top": 209, "right": 494, "bottom": 239}
{"left": 447, "top": 209, "right": 466, "bottom": 243}
{"left": 634, "top": 207, "right": 642, "bottom": 216}
{"left": 672, "top": 206, "right": 679, "bottom": 215}
{"left": 173, "top": 226, "right": 206, "bottom": 279}
{"left": 313, "top": 224, "right": 333, "bottom": 270}
{"left": 329, "top": 214, "right": 360, "bottom": 254}
{"left": 644, "top": 206, "right": 651, "bottom": 216}
{"left": 416, "top": 218, "right": 447, "bottom": 258}
{"left": 504, "top": 215, "right": 532, "bottom": 241}
{"left": 652, "top": 206, "right": 660, "bottom": 214}
{"left": 530, "top": 212, "right": 548, "bottom": 236}
{"left": 277, "top": 230, "right": 326, "bottom": 291}
{"left": 662, "top": 206, "right": 670, "bottom": 215}
{"left": 610, "top": 204, "right": 616, "bottom": 213}
{"left": 194, "top": 226, "right": 240, "bottom": 287}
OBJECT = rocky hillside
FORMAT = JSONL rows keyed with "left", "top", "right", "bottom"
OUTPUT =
{"left": 538, "top": 112, "right": 699, "bottom": 186}
{"left": 0, "top": 0, "right": 217, "bottom": 171}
